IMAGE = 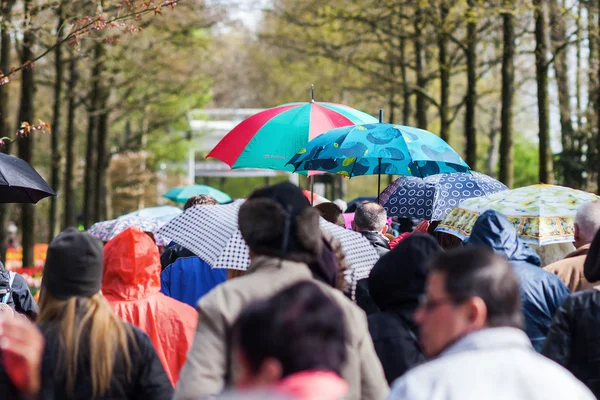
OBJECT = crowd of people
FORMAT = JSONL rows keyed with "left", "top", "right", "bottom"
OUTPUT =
{"left": 1, "top": 181, "right": 600, "bottom": 399}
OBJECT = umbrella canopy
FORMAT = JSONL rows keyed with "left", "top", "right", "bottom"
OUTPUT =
{"left": 157, "top": 200, "right": 379, "bottom": 279}
{"left": 162, "top": 184, "right": 231, "bottom": 204}
{"left": 88, "top": 216, "right": 166, "bottom": 245}
{"left": 0, "top": 152, "right": 55, "bottom": 203}
{"left": 287, "top": 123, "right": 470, "bottom": 178}
{"left": 436, "top": 184, "right": 600, "bottom": 246}
{"left": 207, "top": 102, "right": 378, "bottom": 173}
{"left": 380, "top": 172, "right": 508, "bottom": 221}
{"left": 121, "top": 205, "right": 182, "bottom": 222}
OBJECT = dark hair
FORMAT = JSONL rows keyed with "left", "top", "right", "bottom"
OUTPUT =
{"left": 232, "top": 281, "right": 347, "bottom": 378}
{"left": 184, "top": 194, "right": 218, "bottom": 210}
{"left": 314, "top": 202, "right": 344, "bottom": 226}
{"left": 239, "top": 183, "right": 323, "bottom": 264}
{"left": 430, "top": 247, "right": 523, "bottom": 329}
{"left": 354, "top": 202, "right": 387, "bottom": 231}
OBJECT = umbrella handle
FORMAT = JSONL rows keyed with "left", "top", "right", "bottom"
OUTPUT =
{"left": 310, "top": 176, "right": 314, "bottom": 205}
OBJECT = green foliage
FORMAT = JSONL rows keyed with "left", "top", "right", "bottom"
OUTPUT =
{"left": 512, "top": 135, "right": 540, "bottom": 188}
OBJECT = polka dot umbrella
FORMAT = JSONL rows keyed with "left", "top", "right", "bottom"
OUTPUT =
{"left": 379, "top": 172, "right": 508, "bottom": 221}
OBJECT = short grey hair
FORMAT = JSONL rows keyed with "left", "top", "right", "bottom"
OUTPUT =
{"left": 575, "top": 200, "right": 600, "bottom": 244}
{"left": 354, "top": 202, "right": 387, "bottom": 232}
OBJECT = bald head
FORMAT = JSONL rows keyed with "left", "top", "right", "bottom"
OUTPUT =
{"left": 574, "top": 200, "right": 600, "bottom": 248}
{"left": 353, "top": 202, "right": 387, "bottom": 233}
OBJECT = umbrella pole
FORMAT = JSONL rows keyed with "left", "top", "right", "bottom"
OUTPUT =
{"left": 377, "top": 158, "right": 381, "bottom": 203}
{"left": 310, "top": 175, "right": 314, "bottom": 205}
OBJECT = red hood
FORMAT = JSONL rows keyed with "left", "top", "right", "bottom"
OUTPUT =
{"left": 102, "top": 227, "right": 161, "bottom": 301}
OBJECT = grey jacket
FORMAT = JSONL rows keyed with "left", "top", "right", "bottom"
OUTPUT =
{"left": 174, "top": 255, "right": 389, "bottom": 400}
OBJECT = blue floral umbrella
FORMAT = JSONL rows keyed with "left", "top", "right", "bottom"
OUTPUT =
{"left": 379, "top": 172, "right": 508, "bottom": 221}
{"left": 287, "top": 112, "right": 470, "bottom": 199}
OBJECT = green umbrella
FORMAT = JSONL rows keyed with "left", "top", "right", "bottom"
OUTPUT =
{"left": 162, "top": 184, "right": 232, "bottom": 204}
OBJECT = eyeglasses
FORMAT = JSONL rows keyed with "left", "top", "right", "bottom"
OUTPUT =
{"left": 418, "top": 294, "right": 466, "bottom": 312}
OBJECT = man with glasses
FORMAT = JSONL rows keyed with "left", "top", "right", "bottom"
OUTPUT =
{"left": 388, "top": 247, "right": 593, "bottom": 400}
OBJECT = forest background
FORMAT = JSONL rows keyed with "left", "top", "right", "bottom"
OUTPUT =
{"left": 0, "top": 0, "right": 597, "bottom": 265}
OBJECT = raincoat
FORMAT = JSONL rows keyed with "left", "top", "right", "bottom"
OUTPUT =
{"left": 466, "top": 210, "right": 570, "bottom": 351}
{"left": 102, "top": 227, "right": 198, "bottom": 385}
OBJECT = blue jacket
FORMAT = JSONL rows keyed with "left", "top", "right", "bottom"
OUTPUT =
{"left": 467, "top": 210, "right": 570, "bottom": 352}
{"left": 160, "top": 244, "right": 227, "bottom": 308}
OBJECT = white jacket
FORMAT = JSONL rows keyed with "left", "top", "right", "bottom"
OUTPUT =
{"left": 388, "top": 327, "right": 594, "bottom": 400}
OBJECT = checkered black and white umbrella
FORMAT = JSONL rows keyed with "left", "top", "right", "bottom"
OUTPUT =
{"left": 157, "top": 199, "right": 379, "bottom": 280}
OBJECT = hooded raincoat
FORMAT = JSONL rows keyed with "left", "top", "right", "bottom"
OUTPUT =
{"left": 367, "top": 234, "right": 442, "bottom": 384}
{"left": 466, "top": 210, "right": 570, "bottom": 351}
{"left": 102, "top": 227, "right": 198, "bottom": 385}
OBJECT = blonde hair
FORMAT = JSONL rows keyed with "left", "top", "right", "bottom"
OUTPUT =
{"left": 38, "top": 291, "right": 135, "bottom": 398}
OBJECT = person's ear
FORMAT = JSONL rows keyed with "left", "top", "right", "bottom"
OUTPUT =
{"left": 574, "top": 223, "right": 580, "bottom": 242}
{"left": 381, "top": 225, "right": 388, "bottom": 235}
{"left": 465, "top": 296, "right": 487, "bottom": 331}
{"left": 259, "top": 358, "right": 283, "bottom": 384}
{"left": 351, "top": 221, "right": 357, "bottom": 231}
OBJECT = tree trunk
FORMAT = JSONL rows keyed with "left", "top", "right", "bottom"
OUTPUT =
{"left": 465, "top": 0, "right": 477, "bottom": 169}
{"left": 0, "top": 0, "right": 15, "bottom": 263}
{"left": 576, "top": 0, "right": 582, "bottom": 131}
{"left": 414, "top": 8, "right": 428, "bottom": 129}
{"left": 17, "top": 0, "right": 35, "bottom": 267}
{"left": 400, "top": 36, "right": 410, "bottom": 125}
{"left": 487, "top": 106, "right": 500, "bottom": 177}
{"left": 551, "top": 0, "right": 577, "bottom": 186}
{"left": 94, "top": 95, "right": 109, "bottom": 223}
{"left": 83, "top": 42, "right": 103, "bottom": 228}
{"left": 499, "top": 3, "right": 515, "bottom": 187}
{"left": 63, "top": 56, "right": 77, "bottom": 229}
{"left": 49, "top": 2, "right": 65, "bottom": 242}
{"left": 588, "top": 2, "right": 597, "bottom": 189}
{"left": 535, "top": 0, "right": 553, "bottom": 184}
{"left": 437, "top": 2, "right": 450, "bottom": 142}
{"left": 597, "top": 0, "right": 600, "bottom": 193}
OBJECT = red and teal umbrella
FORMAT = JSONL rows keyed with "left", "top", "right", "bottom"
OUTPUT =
{"left": 207, "top": 101, "right": 378, "bottom": 174}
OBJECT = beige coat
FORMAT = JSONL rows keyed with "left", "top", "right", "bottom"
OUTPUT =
{"left": 174, "top": 255, "right": 389, "bottom": 400}
{"left": 543, "top": 244, "right": 598, "bottom": 292}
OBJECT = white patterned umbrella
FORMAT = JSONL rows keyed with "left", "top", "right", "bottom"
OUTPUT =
{"left": 156, "top": 199, "right": 379, "bottom": 279}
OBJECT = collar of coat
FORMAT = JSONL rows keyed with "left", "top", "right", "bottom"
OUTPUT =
{"left": 567, "top": 243, "right": 591, "bottom": 259}
{"left": 247, "top": 254, "right": 311, "bottom": 275}
{"left": 439, "top": 327, "right": 533, "bottom": 359}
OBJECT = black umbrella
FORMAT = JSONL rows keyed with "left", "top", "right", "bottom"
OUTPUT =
{"left": 0, "top": 152, "right": 55, "bottom": 203}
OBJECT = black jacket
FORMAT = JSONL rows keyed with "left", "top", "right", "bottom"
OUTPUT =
{"left": 542, "top": 229, "right": 600, "bottom": 397}
{"left": 356, "top": 232, "right": 391, "bottom": 314}
{"left": 39, "top": 323, "right": 173, "bottom": 400}
{"left": 367, "top": 234, "right": 442, "bottom": 384}
{"left": 542, "top": 290, "right": 600, "bottom": 397}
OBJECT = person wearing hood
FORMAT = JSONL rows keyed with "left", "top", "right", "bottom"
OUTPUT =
{"left": 102, "top": 227, "right": 198, "bottom": 385}
{"left": 368, "top": 234, "right": 443, "bottom": 384}
{"left": 174, "top": 182, "right": 388, "bottom": 400}
{"left": 466, "top": 210, "right": 570, "bottom": 351}
{"left": 542, "top": 228, "right": 600, "bottom": 397}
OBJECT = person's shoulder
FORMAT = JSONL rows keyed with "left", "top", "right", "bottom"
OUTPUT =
{"left": 543, "top": 255, "right": 583, "bottom": 273}
{"left": 525, "top": 351, "right": 596, "bottom": 397}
